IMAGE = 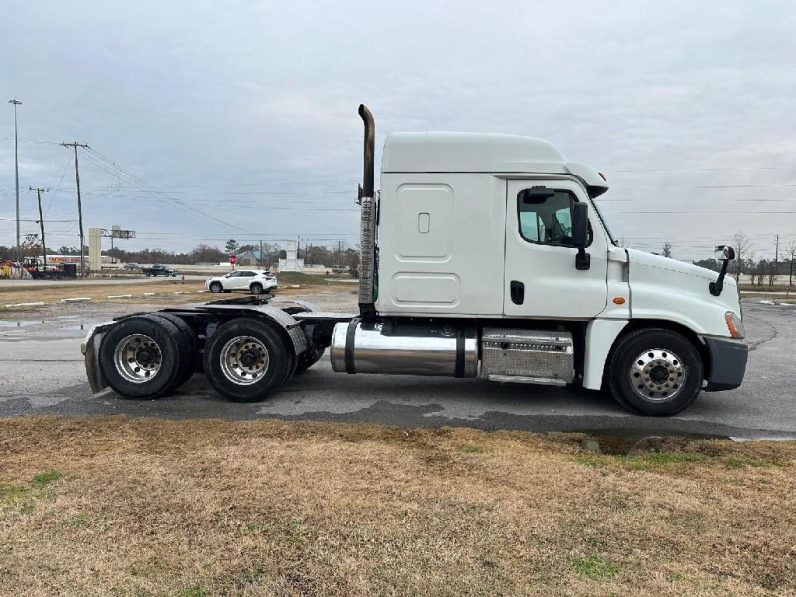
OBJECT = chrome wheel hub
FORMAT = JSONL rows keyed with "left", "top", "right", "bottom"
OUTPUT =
{"left": 113, "top": 334, "right": 162, "bottom": 383}
{"left": 629, "top": 348, "right": 686, "bottom": 402}
{"left": 219, "top": 336, "right": 269, "bottom": 385}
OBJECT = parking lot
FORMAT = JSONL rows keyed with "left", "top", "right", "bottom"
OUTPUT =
{"left": 0, "top": 293, "right": 793, "bottom": 439}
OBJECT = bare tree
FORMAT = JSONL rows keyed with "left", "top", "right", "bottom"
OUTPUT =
{"left": 662, "top": 241, "right": 673, "bottom": 258}
{"left": 732, "top": 231, "right": 753, "bottom": 282}
{"left": 21, "top": 234, "right": 42, "bottom": 259}
{"left": 767, "top": 260, "right": 777, "bottom": 287}
{"left": 753, "top": 259, "right": 767, "bottom": 286}
{"left": 788, "top": 241, "right": 796, "bottom": 289}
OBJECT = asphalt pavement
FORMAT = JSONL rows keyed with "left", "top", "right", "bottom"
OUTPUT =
{"left": 0, "top": 301, "right": 794, "bottom": 439}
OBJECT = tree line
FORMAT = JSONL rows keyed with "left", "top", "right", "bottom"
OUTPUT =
{"left": 0, "top": 239, "right": 362, "bottom": 271}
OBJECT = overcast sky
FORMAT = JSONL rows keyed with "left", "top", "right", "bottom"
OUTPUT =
{"left": 2, "top": 0, "right": 794, "bottom": 259}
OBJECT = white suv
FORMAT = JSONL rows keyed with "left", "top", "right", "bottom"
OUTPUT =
{"left": 205, "top": 269, "right": 278, "bottom": 295}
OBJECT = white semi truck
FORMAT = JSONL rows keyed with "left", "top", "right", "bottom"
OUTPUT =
{"left": 82, "top": 105, "right": 747, "bottom": 416}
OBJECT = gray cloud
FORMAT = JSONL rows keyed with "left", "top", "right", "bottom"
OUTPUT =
{"left": 2, "top": 0, "right": 794, "bottom": 259}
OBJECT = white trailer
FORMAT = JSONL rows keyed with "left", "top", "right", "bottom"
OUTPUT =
{"left": 82, "top": 106, "right": 747, "bottom": 416}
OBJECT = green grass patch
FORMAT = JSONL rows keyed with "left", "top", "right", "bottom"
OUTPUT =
{"left": 68, "top": 514, "right": 90, "bottom": 528}
{"left": 32, "top": 471, "right": 63, "bottom": 487}
{"left": 570, "top": 555, "right": 618, "bottom": 580}
{"left": 0, "top": 482, "right": 29, "bottom": 503}
{"left": 460, "top": 444, "right": 486, "bottom": 454}
{"left": 176, "top": 585, "right": 208, "bottom": 597}
{"left": 577, "top": 456, "right": 602, "bottom": 468}
{"left": 615, "top": 452, "right": 708, "bottom": 471}
{"left": 722, "top": 456, "right": 771, "bottom": 469}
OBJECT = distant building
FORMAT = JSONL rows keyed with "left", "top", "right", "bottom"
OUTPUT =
{"left": 234, "top": 250, "right": 263, "bottom": 266}
{"left": 278, "top": 240, "right": 304, "bottom": 272}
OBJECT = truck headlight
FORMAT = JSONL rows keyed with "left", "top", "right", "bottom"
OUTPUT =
{"left": 725, "top": 312, "right": 745, "bottom": 339}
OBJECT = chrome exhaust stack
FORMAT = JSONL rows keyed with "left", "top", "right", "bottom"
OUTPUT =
{"left": 357, "top": 104, "right": 377, "bottom": 322}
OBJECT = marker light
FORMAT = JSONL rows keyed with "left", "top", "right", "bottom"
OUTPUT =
{"left": 725, "top": 312, "right": 745, "bottom": 339}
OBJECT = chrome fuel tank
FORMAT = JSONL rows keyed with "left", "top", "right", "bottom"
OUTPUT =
{"left": 330, "top": 321, "right": 478, "bottom": 377}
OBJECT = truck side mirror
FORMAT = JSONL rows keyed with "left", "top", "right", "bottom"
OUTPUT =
{"left": 571, "top": 202, "right": 590, "bottom": 270}
{"left": 714, "top": 245, "right": 735, "bottom": 261}
{"left": 709, "top": 244, "right": 735, "bottom": 296}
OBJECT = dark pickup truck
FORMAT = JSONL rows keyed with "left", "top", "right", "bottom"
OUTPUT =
{"left": 143, "top": 264, "right": 177, "bottom": 277}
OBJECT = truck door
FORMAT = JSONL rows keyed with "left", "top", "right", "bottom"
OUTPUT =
{"left": 504, "top": 179, "right": 608, "bottom": 318}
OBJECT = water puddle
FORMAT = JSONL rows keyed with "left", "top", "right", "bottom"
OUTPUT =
{"left": 576, "top": 430, "right": 725, "bottom": 455}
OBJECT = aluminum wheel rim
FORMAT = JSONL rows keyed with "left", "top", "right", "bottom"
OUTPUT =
{"left": 219, "top": 335, "right": 269, "bottom": 385}
{"left": 113, "top": 334, "right": 162, "bottom": 384}
{"left": 629, "top": 348, "right": 686, "bottom": 402}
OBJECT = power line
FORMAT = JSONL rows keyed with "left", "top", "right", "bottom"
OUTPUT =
{"left": 613, "top": 167, "right": 793, "bottom": 173}
{"left": 80, "top": 148, "right": 256, "bottom": 234}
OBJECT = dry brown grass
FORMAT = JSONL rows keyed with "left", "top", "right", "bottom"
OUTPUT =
{"left": 0, "top": 280, "right": 206, "bottom": 305}
{"left": 0, "top": 417, "right": 794, "bottom": 596}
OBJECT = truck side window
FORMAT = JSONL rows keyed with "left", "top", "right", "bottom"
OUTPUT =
{"left": 517, "top": 189, "right": 590, "bottom": 247}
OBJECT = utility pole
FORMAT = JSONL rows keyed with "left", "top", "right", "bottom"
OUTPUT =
{"left": 29, "top": 187, "right": 48, "bottom": 270}
{"left": 61, "top": 142, "right": 90, "bottom": 276}
{"left": 259, "top": 239, "right": 264, "bottom": 269}
{"left": 9, "top": 99, "right": 22, "bottom": 264}
{"left": 337, "top": 240, "right": 342, "bottom": 266}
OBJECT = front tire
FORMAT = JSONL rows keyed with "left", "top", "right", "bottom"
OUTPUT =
{"left": 203, "top": 318, "right": 293, "bottom": 402}
{"left": 608, "top": 328, "right": 703, "bottom": 416}
{"left": 209, "top": 282, "right": 222, "bottom": 293}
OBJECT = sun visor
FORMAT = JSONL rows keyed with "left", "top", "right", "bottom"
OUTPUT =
{"left": 566, "top": 162, "right": 609, "bottom": 198}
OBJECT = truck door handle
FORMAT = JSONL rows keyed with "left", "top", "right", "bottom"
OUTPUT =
{"left": 510, "top": 281, "right": 524, "bottom": 305}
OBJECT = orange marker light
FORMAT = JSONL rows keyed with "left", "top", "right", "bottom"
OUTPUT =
{"left": 612, "top": 297, "right": 625, "bottom": 305}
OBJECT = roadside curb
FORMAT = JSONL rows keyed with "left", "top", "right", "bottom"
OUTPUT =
{"left": 4, "top": 301, "right": 46, "bottom": 309}
{"left": 61, "top": 297, "right": 92, "bottom": 303}
{"left": 107, "top": 294, "right": 133, "bottom": 299}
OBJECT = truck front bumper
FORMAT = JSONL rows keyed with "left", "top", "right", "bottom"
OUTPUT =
{"left": 703, "top": 336, "right": 748, "bottom": 392}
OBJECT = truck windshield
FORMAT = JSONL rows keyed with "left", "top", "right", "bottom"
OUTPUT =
{"left": 591, "top": 198, "right": 617, "bottom": 246}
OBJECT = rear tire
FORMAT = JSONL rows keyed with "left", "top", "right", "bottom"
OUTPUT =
{"left": 146, "top": 312, "right": 199, "bottom": 389}
{"left": 203, "top": 318, "right": 293, "bottom": 402}
{"left": 250, "top": 283, "right": 264, "bottom": 295}
{"left": 295, "top": 346, "right": 325, "bottom": 374}
{"left": 98, "top": 315, "right": 182, "bottom": 399}
{"left": 608, "top": 328, "right": 703, "bottom": 416}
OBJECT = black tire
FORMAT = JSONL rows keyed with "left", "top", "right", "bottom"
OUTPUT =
{"left": 203, "top": 318, "right": 294, "bottom": 402}
{"left": 295, "top": 346, "right": 325, "bottom": 374}
{"left": 209, "top": 282, "right": 222, "bottom": 293}
{"left": 608, "top": 328, "right": 703, "bottom": 416}
{"left": 98, "top": 315, "right": 183, "bottom": 399}
{"left": 146, "top": 312, "right": 199, "bottom": 389}
{"left": 250, "top": 283, "right": 264, "bottom": 295}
